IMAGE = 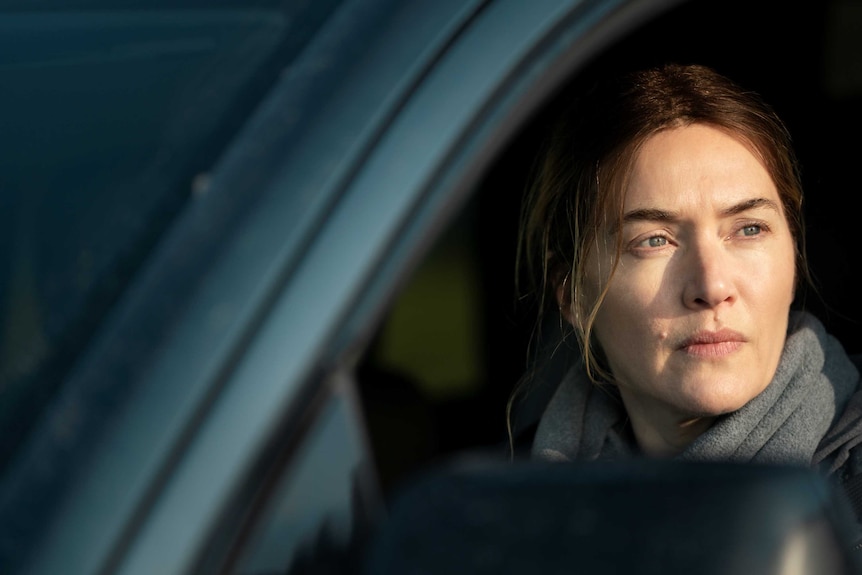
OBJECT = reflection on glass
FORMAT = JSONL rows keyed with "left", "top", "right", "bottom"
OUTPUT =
{"left": 234, "top": 372, "right": 383, "bottom": 575}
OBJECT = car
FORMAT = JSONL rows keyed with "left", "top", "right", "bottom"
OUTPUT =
{"left": 1, "top": 0, "right": 861, "bottom": 573}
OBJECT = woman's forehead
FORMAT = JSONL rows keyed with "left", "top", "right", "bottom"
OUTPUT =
{"left": 620, "top": 125, "right": 778, "bottom": 214}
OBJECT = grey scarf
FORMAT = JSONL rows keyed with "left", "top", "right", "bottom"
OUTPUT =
{"left": 532, "top": 311, "right": 861, "bottom": 469}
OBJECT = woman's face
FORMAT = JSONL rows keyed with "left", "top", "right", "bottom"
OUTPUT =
{"left": 585, "top": 124, "right": 796, "bottom": 421}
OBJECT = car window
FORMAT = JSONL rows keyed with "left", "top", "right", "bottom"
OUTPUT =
{"left": 229, "top": 371, "right": 381, "bottom": 575}
{"left": 0, "top": 0, "right": 341, "bottom": 474}
{"left": 354, "top": 0, "right": 862, "bottom": 498}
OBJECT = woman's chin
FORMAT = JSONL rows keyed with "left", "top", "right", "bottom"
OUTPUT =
{"left": 675, "top": 389, "right": 759, "bottom": 418}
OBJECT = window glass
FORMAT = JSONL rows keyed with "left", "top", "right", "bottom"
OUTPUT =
{"left": 0, "top": 1, "right": 341, "bottom": 470}
{"left": 231, "top": 372, "right": 382, "bottom": 575}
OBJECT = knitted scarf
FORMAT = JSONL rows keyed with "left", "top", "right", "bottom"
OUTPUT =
{"left": 531, "top": 311, "right": 862, "bottom": 471}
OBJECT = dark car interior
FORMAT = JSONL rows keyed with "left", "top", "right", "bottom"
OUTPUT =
{"left": 357, "top": 0, "right": 862, "bottom": 496}
{"left": 351, "top": 0, "right": 862, "bottom": 572}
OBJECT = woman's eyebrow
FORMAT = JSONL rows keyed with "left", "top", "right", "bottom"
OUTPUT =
{"left": 616, "top": 197, "right": 781, "bottom": 232}
{"left": 721, "top": 197, "right": 781, "bottom": 217}
{"left": 622, "top": 207, "right": 677, "bottom": 225}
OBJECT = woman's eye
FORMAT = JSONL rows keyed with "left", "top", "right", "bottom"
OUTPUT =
{"left": 739, "top": 224, "right": 762, "bottom": 237}
{"left": 637, "top": 235, "right": 667, "bottom": 248}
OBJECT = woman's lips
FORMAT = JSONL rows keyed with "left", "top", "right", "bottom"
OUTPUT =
{"left": 679, "top": 329, "right": 746, "bottom": 358}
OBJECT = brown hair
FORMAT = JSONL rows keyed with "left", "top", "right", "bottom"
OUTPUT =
{"left": 508, "top": 62, "right": 810, "bottom": 445}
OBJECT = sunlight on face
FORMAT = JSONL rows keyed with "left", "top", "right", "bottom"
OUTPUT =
{"left": 588, "top": 124, "right": 796, "bottom": 426}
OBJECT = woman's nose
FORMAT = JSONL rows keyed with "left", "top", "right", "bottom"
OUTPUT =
{"left": 681, "top": 240, "right": 736, "bottom": 309}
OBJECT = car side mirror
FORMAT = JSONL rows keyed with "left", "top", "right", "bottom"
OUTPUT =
{"left": 362, "top": 457, "right": 862, "bottom": 575}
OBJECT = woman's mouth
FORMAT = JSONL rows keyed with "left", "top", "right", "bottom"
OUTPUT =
{"left": 679, "top": 329, "right": 746, "bottom": 358}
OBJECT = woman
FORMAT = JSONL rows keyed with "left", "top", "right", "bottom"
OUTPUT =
{"left": 511, "top": 62, "right": 862, "bottom": 516}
